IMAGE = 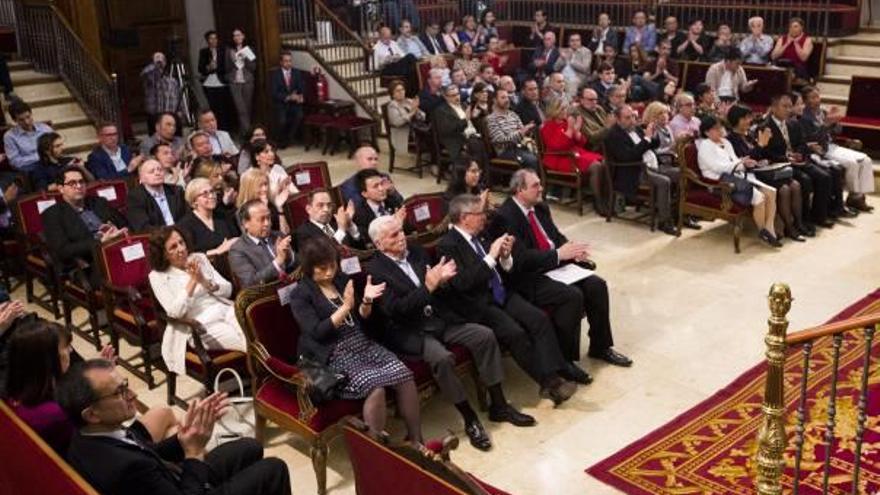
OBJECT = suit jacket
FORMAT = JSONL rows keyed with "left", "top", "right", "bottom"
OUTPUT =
{"left": 225, "top": 46, "right": 257, "bottom": 85}
{"left": 126, "top": 184, "right": 187, "bottom": 232}
{"left": 43, "top": 196, "right": 127, "bottom": 269}
{"left": 529, "top": 46, "right": 560, "bottom": 79}
{"left": 764, "top": 116, "right": 807, "bottom": 162}
{"left": 228, "top": 231, "right": 293, "bottom": 289}
{"left": 418, "top": 33, "right": 445, "bottom": 55}
{"left": 290, "top": 273, "right": 361, "bottom": 365}
{"left": 366, "top": 245, "right": 462, "bottom": 355}
{"left": 295, "top": 219, "right": 366, "bottom": 252}
{"left": 491, "top": 198, "right": 565, "bottom": 277}
{"left": 431, "top": 102, "right": 468, "bottom": 158}
{"left": 269, "top": 67, "right": 304, "bottom": 108}
{"left": 85, "top": 145, "right": 134, "bottom": 180}
{"left": 588, "top": 27, "right": 621, "bottom": 53}
{"left": 514, "top": 99, "right": 543, "bottom": 127}
{"left": 604, "top": 124, "right": 659, "bottom": 196}
{"left": 352, "top": 195, "right": 406, "bottom": 244}
{"left": 65, "top": 427, "right": 212, "bottom": 495}
{"left": 197, "top": 46, "right": 227, "bottom": 84}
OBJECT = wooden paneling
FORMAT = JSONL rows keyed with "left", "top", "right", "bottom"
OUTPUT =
{"left": 54, "top": 0, "right": 103, "bottom": 66}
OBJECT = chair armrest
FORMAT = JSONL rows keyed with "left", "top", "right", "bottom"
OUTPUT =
{"left": 67, "top": 258, "right": 96, "bottom": 294}
{"left": 606, "top": 159, "right": 645, "bottom": 168}
{"left": 833, "top": 136, "right": 862, "bottom": 150}
{"left": 104, "top": 283, "right": 150, "bottom": 327}
{"left": 249, "top": 342, "right": 316, "bottom": 421}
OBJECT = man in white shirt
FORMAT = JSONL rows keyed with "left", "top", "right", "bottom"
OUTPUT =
{"left": 373, "top": 26, "right": 417, "bottom": 84}
{"left": 704, "top": 48, "right": 757, "bottom": 102}
{"left": 738, "top": 17, "right": 774, "bottom": 65}
{"left": 396, "top": 19, "right": 428, "bottom": 59}
{"left": 197, "top": 109, "right": 239, "bottom": 157}
{"left": 295, "top": 189, "right": 366, "bottom": 251}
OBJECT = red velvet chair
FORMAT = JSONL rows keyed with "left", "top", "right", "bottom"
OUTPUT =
{"left": 13, "top": 191, "right": 62, "bottom": 318}
{"left": 403, "top": 192, "right": 448, "bottom": 237}
{"left": 281, "top": 191, "right": 311, "bottom": 232}
{"left": 287, "top": 161, "right": 331, "bottom": 192}
{"left": 381, "top": 101, "right": 431, "bottom": 178}
{"left": 343, "top": 417, "right": 512, "bottom": 495}
{"left": 536, "top": 132, "right": 586, "bottom": 216}
{"left": 86, "top": 179, "right": 129, "bottom": 215}
{"left": 677, "top": 139, "right": 750, "bottom": 253}
{"left": 0, "top": 401, "right": 99, "bottom": 495}
{"left": 324, "top": 114, "right": 380, "bottom": 158}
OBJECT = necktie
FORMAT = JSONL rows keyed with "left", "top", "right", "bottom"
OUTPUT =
{"left": 527, "top": 210, "right": 552, "bottom": 251}
{"left": 470, "top": 236, "right": 506, "bottom": 306}
{"left": 283, "top": 70, "right": 291, "bottom": 88}
{"left": 431, "top": 37, "right": 441, "bottom": 53}
{"left": 124, "top": 428, "right": 183, "bottom": 479}
{"left": 262, "top": 238, "right": 276, "bottom": 258}
{"left": 387, "top": 44, "right": 394, "bottom": 56}
{"left": 378, "top": 204, "right": 389, "bottom": 216}
{"left": 779, "top": 121, "right": 791, "bottom": 151}
{"left": 323, "top": 224, "right": 335, "bottom": 237}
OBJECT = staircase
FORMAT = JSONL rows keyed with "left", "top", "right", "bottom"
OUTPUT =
{"left": 818, "top": 28, "right": 880, "bottom": 107}
{"left": 9, "top": 59, "right": 96, "bottom": 156}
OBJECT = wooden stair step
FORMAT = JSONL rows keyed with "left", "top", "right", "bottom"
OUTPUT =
{"left": 9, "top": 69, "right": 60, "bottom": 87}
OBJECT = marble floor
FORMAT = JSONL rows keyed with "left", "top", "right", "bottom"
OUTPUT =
{"left": 18, "top": 144, "right": 880, "bottom": 495}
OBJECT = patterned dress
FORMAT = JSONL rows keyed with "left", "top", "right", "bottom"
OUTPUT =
{"left": 325, "top": 296, "right": 413, "bottom": 399}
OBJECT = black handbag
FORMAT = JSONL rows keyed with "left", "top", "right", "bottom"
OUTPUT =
{"left": 295, "top": 355, "right": 347, "bottom": 404}
{"left": 753, "top": 164, "right": 793, "bottom": 184}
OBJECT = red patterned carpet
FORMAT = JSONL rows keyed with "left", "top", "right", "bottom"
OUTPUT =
{"left": 587, "top": 289, "right": 880, "bottom": 495}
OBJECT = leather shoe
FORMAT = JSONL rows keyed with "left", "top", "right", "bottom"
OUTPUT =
{"left": 464, "top": 420, "right": 492, "bottom": 451}
{"left": 589, "top": 348, "right": 633, "bottom": 367}
{"left": 787, "top": 230, "right": 806, "bottom": 242}
{"left": 817, "top": 219, "right": 835, "bottom": 228}
{"left": 834, "top": 207, "right": 859, "bottom": 219}
{"left": 659, "top": 222, "right": 681, "bottom": 237}
{"left": 682, "top": 216, "right": 702, "bottom": 230}
{"left": 539, "top": 378, "right": 577, "bottom": 406}
{"left": 799, "top": 223, "right": 816, "bottom": 237}
{"left": 488, "top": 404, "right": 536, "bottom": 427}
{"left": 559, "top": 362, "right": 593, "bottom": 385}
{"left": 759, "top": 229, "right": 783, "bottom": 247}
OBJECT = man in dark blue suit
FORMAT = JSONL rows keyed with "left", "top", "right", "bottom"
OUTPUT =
{"left": 85, "top": 123, "right": 145, "bottom": 180}
{"left": 418, "top": 21, "right": 445, "bottom": 55}
{"left": 269, "top": 51, "right": 304, "bottom": 148}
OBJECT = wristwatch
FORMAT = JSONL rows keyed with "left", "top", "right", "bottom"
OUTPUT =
{"left": 363, "top": 296, "right": 373, "bottom": 304}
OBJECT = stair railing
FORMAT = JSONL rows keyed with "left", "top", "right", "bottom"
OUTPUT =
{"left": 13, "top": 0, "right": 121, "bottom": 131}
{"left": 755, "top": 283, "right": 879, "bottom": 494}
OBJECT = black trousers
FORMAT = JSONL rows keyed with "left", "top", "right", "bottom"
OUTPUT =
{"left": 793, "top": 163, "right": 831, "bottom": 224}
{"left": 477, "top": 293, "right": 566, "bottom": 384}
{"left": 825, "top": 165, "right": 846, "bottom": 215}
{"left": 206, "top": 438, "right": 291, "bottom": 495}
{"left": 273, "top": 103, "right": 304, "bottom": 147}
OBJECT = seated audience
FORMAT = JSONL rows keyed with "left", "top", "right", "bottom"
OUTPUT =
{"left": 352, "top": 168, "right": 407, "bottom": 242}
{"left": 640, "top": 102, "right": 692, "bottom": 234}
{"left": 486, "top": 88, "right": 539, "bottom": 169}
{"left": 139, "top": 112, "right": 185, "bottom": 158}
{"left": 492, "top": 169, "right": 633, "bottom": 369}
{"left": 588, "top": 12, "right": 619, "bottom": 54}
{"left": 237, "top": 125, "right": 269, "bottom": 174}
{"left": 251, "top": 140, "right": 297, "bottom": 200}
{"left": 419, "top": 21, "right": 445, "bottom": 55}
{"left": 437, "top": 194, "right": 577, "bottom": 405}
{"left": 269, "top": 51, "right": 305, "bottom": 149}
{"left": 373, "top": 26, "right": 416, "bottom": 84}
{"left": 484, "top": 36, "right": 508, "bottom": 77}
{"left": 575, "top": 88, "right": 614, "bottom": 153}
{"left": 4, "top": 99, "right": 54, "bottom": 172}
{"left": 443, "top": 157, "right": 489, "bottom": 211}
{"left": 290, "top": 236, "right": 423, "bottom": 443}
{"left": 556, "top": 33, "right": 592, "bottom": 98}
{"left": 458, "top": 15, "right": 482, "bottom": 49}
{"left": 295, "top": 188, "right": 365, "bottom": 251}
{"left": 127, "top": 159, "right": 187, "bottom": 231}
{"left": 603, "top": 105, "right": 659, "bottom": 211}
{"left": 30, "top": 132, "right": 91, "bottom": 192}
{"left": 669, "top": 92, "right": 701, "bottom": 138}
{"left": 152, "top": 142, "right": 187, "bottom": 187}
{"left": 529, "top": 31, "right": 559, "bottom": 81}
{"left": 623, "top": 44, "right": 659, "bottom": 102}
{"left": 177, "top": 178, "right": 240, "bottom": 256}
{"left": 86, "top": 123, "right": 144, "bottom": 180}
{"left": 387, "top": 80, "right": 426, "bottom": 156}
{"left": 192, "top": 158, "right": 236, "bottom": 215}
{"left": 800, "top": 86, "right": 873, "bottom": 212}
{"left": 43, "top": 167, "right": 128, "bottom": 285}
{"left": 229, "top": 199, "right": 295, "bottom": 288}
{"left": 197, "top": 109, "right": 239, "bottom": 157}
{"left": 451, "top": 68, "right": 474, "bottom": 105}
{"left": 440, "top": 20, "right": 461, "bottom": 53}
{"left": 590, "top": 63, "right": 620, "bottom": 106}
{"left": 771, "top": 17, "right": 814, "bottom": 81}
{"left": 540, "top": 100, "right": 606, "bottom": 203}
{"left": 644, "top": 40, "right": 679, "bottom": 89}
{"left": 57, "top": 359, "right": 291, "bottom": 495}
{"left": 497, "top": 76, "right": 518, "bottom": 106}
{"left": 739, "top": 16, "right": 774, "bottom": 65}
{"left": 237, "top": 168, "right": 290, "bottom": 235}
{"left": 623, "top": 10, "right": 657, "bottom": 53}
{"left": 693, "top": 83, "right": 719, "bottom": 119}
{"left": 368, "top": 215, "right": 535, "bottom": 452}
{"left": 429, "top": 54, "right": 451, "bottom": 86}
{"left": 603, "top": 84, "right": 628, "bottom": 114}
{"left": 706, "top": 23, "right": 735, "bottom": 62}
{"left": 477, "top": 10, "right": 500, "bottom": 48}
{"left": 676, "top": 19, "right": 711, "bottom": 61}
{"left": 432, "top": 83, "right": 487, "bottom": 166}
{"left": 515, "top": 79, "right": 544, "bottom": 127}
{"left": 149, "top": 226, "right": 247, "bottom": 374}
{"left": 397, "top": 19, "right": 429, "bottom": 59}
{"left": 528, "top": 9, "right": 553, "bottom": 47}
{"left": 726, "top": 105, "right": 808, "bottom": 241}
{"left": 705, "top": 48, "right": 757, "bottom": 102}
{"left": 475, "top": 63, "right": 498, "bottom": 90}
{"left": 452, "top": 42, "right": 481, "bottom": 82}
{"left": 418, "top": 68, "right": 445, "bottom": 116}
{"left": 339, "top": 145, "right": 405, "bottom": 205}
{"left": 468, "top": 81, "right": 492, "bottom": 132}
{"left": 187, "top": 130, "right": 216, "bottom": 162}
{"left": 661, "top": 16, "right": 686, "bottom": 49}
{"left": 542, "top": 72, "right": 571, "bottom": 108}
{"left": 697, "top": 116, "right": 781, "bottom": 246}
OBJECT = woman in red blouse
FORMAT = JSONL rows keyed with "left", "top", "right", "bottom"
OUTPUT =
{"left": 540, "top": 100, "right": 607, "bottom": 206}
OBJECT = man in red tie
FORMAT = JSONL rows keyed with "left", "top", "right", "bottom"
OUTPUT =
{"left": 490, "top": 169, "right": 633, "bottom": 379}
{"left": 269, "top": 51, "right": 304, "bottom": 148}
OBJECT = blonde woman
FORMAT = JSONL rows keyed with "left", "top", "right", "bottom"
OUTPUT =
{"left": 177, "top": 177, "right": 240, "bottom": 255}
{"left": 237, "top": 168, "right": 290, "bottom": 234}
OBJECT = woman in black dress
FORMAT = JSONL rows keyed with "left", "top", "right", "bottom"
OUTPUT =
{"left": 443, "top": 157, "right": 489, "bottom": 214}
{"left": 177, "top": 177, "right": 240, "bottom": 255}
{"left": 290, "top": 236, "right": 423, "bottom": 444}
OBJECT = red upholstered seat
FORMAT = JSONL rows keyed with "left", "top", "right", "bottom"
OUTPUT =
{"left": 686, "top": 189, "right": 746, "bottom": 213}
{"left": 282, "top": 192, "right": 311, "bottom": 232}
{"left": 841, "top": 115, "right": 880, "bottom": 127}
{"left": 303, "top": 113, "right": 335, "bottom": 125}
{"left": 288, "top": 161, "right": 331, "bottom": 192}
{"left": 256, "top": 378, "right": 363, "bottom": 433}
{"left": 403, "top": 193, "right": 447, "bottom": 235}
{"left": 86, "top": 180, "right": 128, "bottom": 214}
{"left": 470, "top": 477, "right": 513, "bottom": 495}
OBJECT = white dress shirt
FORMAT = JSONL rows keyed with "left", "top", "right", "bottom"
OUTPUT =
{"left": 452, "top": 225, "right": 513, "bottom": 272}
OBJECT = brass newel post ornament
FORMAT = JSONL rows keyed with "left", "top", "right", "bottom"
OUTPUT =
{"left": 755, "top": 283, "right": 792, "bottom": 495}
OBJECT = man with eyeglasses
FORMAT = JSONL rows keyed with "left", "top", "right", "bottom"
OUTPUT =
{"left": 574, "top": 87, "right": 615, "bottom": 153}
{"left": 43, "top": 166, "right": 128, "bottom": 285}
{"left": 295, "top": 188, "right": 365, "bottom": 252}
{"left": 126, "top": 159, "right": 188, "bottom": 232}
{"left": 86, "top": 122, "right": 145, "bottom": 180}
{"left": 57, "top": 359, "right": 292, "bottom": 495}
{"left": 432, "top": 83, "right": 486, "bottom": 165}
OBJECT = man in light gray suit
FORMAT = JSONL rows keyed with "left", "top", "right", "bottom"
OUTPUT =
{"left": 555, "top": 32, "right": 593, "bottom": 99}
{"left": 229, "top": 199, "right": 296, "bottom": 288}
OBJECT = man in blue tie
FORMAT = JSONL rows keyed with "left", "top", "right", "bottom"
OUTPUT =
{"left": 436, "top": 193, "right": 577, "bottom": 405}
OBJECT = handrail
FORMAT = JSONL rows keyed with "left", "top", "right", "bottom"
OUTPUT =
{"left": 44, "top": 3, "right": 111, "bottom": 84}
{"left": 785, "top": 313, "right": 880, "bottom": 345}
{"left": 313, "top": 0, "right": 371, "bottom": 54}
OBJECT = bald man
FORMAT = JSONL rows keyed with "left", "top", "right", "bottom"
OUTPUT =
{"left": 126, "top": 159, "right": 187, "bottom": 231}
{"left": 339, "top": 145, "right": 405, "bottom": 205}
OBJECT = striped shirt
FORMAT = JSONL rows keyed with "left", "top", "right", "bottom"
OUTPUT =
{"left": 486, "top": 109, "right": 525, "bottom": 155}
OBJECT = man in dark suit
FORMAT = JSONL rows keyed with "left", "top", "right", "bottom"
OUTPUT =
{"left": 367, "top": 215, "right": 534, "bottom": 451}
{"left": 418, "top": 21, "right": 445, "bottom": 55}
{"left": 352, "top": 168, "right": 408, "bottom": 243}
{"left": 491, "top": 169, "right": 632, "bottom": 371}
{"left": 43, "top": 167, "right": 128, "bottom": 285}
{"left": 763, "top": 93, "right": 845, "bottom": 228}
{"left": 437, "top": 194, "right": 577, "bottom": 405}
{"left": 126, "top": 159, "right": 187, "bottom": 232}
{"left": 528, "top": 31, "right": 560, "bottom": 81}
{"left": 295, "top": 188, "right": 366, "bottom": 252}
{"left": 57, "top": 359, "right": 291, "bottom": 495}
{"left": 338, "top": 145, "right": 406, "bottom": 206}
{"left": 431, "top": 84, "right": 488, "bottom": 166}
{"left": 229, "top": 199, "right": 295, "bottom": 289}
{"left": 603, "top": 105, "right": 659, "bottom": 205}
{"left": 514, "top": 79, "right": 543, "bottom": 128}
{"left": 85, "top": 123, "right": 145, "bottom": 180}
{"left": 269, "top": 51, "right": 305, "bottom": 148}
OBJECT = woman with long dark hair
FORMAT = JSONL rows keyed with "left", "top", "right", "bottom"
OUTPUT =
{"left": 226, "top": 28, "right": 257, "bottom": 132}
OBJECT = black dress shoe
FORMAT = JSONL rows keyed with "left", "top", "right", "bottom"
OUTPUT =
{"left": 539, "top": 378, "right": 577, "bottom": 406}
{"left": 464, "top": 420, "right": 492, "bottom": 451}
{"left": 787, "top": 230, "right": 806, "bottom": 242}
{"left": 659, "top": 222, "right": 681, "bottom": 237}
{"left": 817, "top": 219, "right": 835, "bottom": 228}
{"left": 682, "top": 216, "right": 702, "bottom": 230}
{"left": 799, "top": 223, "right": 816, "bottom": 237}
{"left": 559, "top": 362, "right": 593, "bottom": 385}
{"left": 588, "top": 348, "right": 633, "bottom": 367}
{"left": 488, "top": 404, "right": 536, "bottom": 427}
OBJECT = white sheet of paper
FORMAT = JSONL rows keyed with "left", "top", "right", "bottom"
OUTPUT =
{"left": 544, "top": 263, "right": 593, "bottom": 285}
{"left": 413, "top": 203, "right": 431, "bottom": 223}
{"left": 121, "top": 243, "right": 146, "bottom": 263}
{"left": 238, "top": 46, "right": 256, "bottom": 61}
{"left": 36, "top": 199, "right": 56, "bottom": 214}
{"left": 294, "top": 171, "right": 311, "bottom": 186}
{"left": 277, "top": 281, "right": 298, "bottom": 306}
{"left": 340, "top": 256, "right": 362, "bottom": 275}
{"left": 97, "top": 186, "right": 118, "bottom": 201}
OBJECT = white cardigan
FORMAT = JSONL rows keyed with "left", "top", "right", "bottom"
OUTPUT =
{"left": 696, "top": 137, "right": 740, "bottom": 181}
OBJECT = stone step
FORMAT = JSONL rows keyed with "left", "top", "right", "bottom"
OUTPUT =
{"left": 9, "top": 69, "right": 61, "bottom": 87}
{"left": 8, "top": 60, "right": 33, "bottom": 72}
{"left": 825, "top": 56, "right": 880, "bottom": 78}
{"left": 59, "top": 124, "right": 98, "bottom": 155}
{"left": 820, "top": 94, "right": 848, "bottom": 107}
{"left": 827, "top": 41, "right": 880, "bottom": 58}
{"left": 816, "top": 78, "right": 850, "bottom": 98}
{"left": 12, "top": 81, "right": 74, "bottom": 108}
{"left": 31, "top": 101, "right": 90, "bottom": 130}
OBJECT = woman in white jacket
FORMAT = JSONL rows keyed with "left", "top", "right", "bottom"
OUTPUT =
{"left": 696, "top": 116, "right": 781, "bottom": 247}
{"left": 148, "top": 226, "right": 247, "bottom": 375}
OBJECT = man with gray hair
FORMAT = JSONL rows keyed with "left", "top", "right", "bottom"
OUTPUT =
{"left": 738, "top": 16, "right": 773, "bottom": 65}
{"left": 367, "top": 215, "right": 535, "bottom": 451}
{"left": 435, "top": 194, "right": 578, "bottom": 405}
{"left": 419, "top": 67, "right": 445, "bottom": 116}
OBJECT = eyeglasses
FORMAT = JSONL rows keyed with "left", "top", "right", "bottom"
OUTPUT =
{"left": 197, "top": 190, "right": 215, "bottom": 198}
{"left": 582, "top": 97, "right": 598, "bottom": 102}
{"left": 464, "top": 210, "right": 487, "bottom": 217}
{"left": 63, "top": 180, "right": 87, "bottom": 187}
{"left": 92, "top": 378, "right": 131, "bottom": 403}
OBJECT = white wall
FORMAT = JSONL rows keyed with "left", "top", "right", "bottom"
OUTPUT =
{"left": 292, "top": 51, "right": 372, "bottom": 119}
{"left": 184, "top": 0, "right": 216, "bottom": 107}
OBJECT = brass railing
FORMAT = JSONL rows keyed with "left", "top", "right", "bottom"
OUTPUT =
{"left": 756, "top": 283, "right": 878, "bottom": 494}
{"left": 13, "top": 0, "right": 120, "bottom": 130}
